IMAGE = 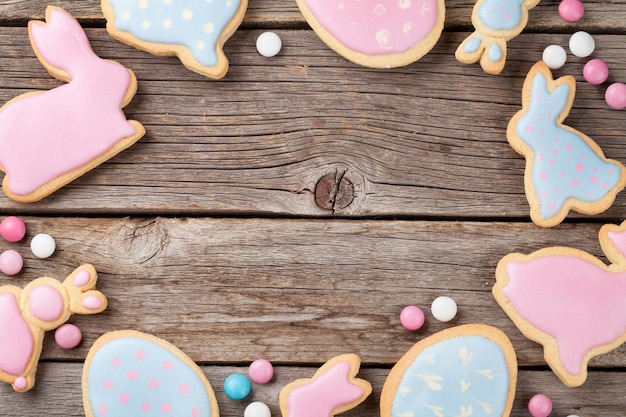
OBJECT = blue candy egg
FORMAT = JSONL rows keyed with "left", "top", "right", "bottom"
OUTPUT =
{"left": 223, "top": 373, "right": 251, "bottom": 400}
{"left": 83, "top": 331, "right": 219, "bottom": 417}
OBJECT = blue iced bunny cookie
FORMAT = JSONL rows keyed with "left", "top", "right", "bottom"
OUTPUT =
{"left": 102, "top": 0, "right": 248, "bottom": 79}
{"left": 507, "top": 62, "right": 626, "bottom": 227}
{"left": 456, "top": 0, "right": 540, "bottom": 74}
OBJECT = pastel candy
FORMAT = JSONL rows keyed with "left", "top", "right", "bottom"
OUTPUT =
{"left": 83, "top": 331, "right": 219, "bottom": 417}
{"left": 381, "top": 324, "right": 517, "bottom": 417}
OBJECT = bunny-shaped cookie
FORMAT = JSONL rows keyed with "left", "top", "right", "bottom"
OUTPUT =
{"left": 456, "top": 0, "right": 540, "bottom": 74}
{"left": 507, "top": 61, "right": 626, "bottom": 227}
{"left": 0, "top": 264, "right": 107, "bottom": 392}
{"left": 494, "top": 221, "right": 626, "bottom": 387}
{"left": 0, "top": 6, "right": 145, "bottom": 203}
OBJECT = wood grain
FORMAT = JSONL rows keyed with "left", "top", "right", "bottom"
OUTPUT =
{"left": 1, "top": 217, "right": 624, "bottom": 367}
{"left": 0, "top": 1, "right": 624, "bottom": 415}
{"left": 0, "top": 28, "right": 625, "bottom": 216}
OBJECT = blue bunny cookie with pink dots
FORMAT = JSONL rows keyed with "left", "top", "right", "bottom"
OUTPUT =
{"left": 83, "top": 330, "right": 219, "bottom": 417}
{"left": 102, "top": 0, "right": 247, "bottom": 79}
{"left": 508, "top": 61, "right": 626, "bottom": 227}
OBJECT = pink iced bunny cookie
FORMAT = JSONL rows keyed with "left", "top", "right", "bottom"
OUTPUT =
{"left": 279, "top": 354, "right": 372, "bottom": 417}
{"left": 494, "top": 220, "right": 626, "bottom": 387}
{"left": 0, "top": 264, "right": 107, "bottom": 392}
{"left": 295, "top": 0, "right": 445, "bottom": 68}
{"left": 0, "top": 6, "right": 145, "bottom": 203}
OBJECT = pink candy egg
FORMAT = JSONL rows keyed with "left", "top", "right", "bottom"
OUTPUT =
{"left": 528, "top": 393, "right": 553, "bottom": 417}
{"left": 0, "top": 249, "right": 24, "bottom": 275}
{"left": 55, "top": 323, "right": 83, "bottom": 349}
{"left": 0, "top": 216, "right": 26, "bottom": 242}
{"left": 400, "top": 305, "right": 425, "bottom": 330}
{"left": 559, "top": 0, "right": 585, "bottom": 22}
{"left": 249, "top": 359, "right": 274, "bottom": 384}
{"left": 605, "top": 83, "right": 626, "bottom": 110}
{"left": 583, "top": 59, "right": 609, "bottom": 85}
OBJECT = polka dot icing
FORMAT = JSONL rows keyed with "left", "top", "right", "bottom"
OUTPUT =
{"left": 84, "top": 331, "right": 219, "bottom": 417}
{"left": 507, "top": 62, "right": 626, "bottom": 227}
{"left": 102, "top": 0, "right": 247, "bottom": 78}
{"left": 296, "top": 0, "right": 445, "bottom": 68}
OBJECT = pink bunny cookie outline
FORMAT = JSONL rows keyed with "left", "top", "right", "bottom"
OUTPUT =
{"left": 279, "top": 353, "right": 372, "bottom": 417}
{"left": 493, "top": 221, "right": 626, "bottom": 387}
{"left": 507, "top": 61, "right": 626, "bottom": 227}
{"left": 0, "top": 6, "right": 145, "bottom": 203}
{"left": 0, "top": 264, "right": 107, "bottom": 392}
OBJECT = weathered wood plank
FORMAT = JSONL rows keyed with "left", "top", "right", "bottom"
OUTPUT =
{"left": 2, "top": 217, "right": 624, "bottom": 368}
{"left": 0, "top": 363, "right": 623, "bottom": 417}
{"left": 1, "top": 0, "right": 625, "bottom": 32}
{"left": 0, "top": 29, "right": 625, "bottom": 217}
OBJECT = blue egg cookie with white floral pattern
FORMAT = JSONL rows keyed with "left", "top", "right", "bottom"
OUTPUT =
{"left": 102, "top": 0, "right": 248, "bottom": 79}
{"left": 381, "top": 324, "right": 517, "bottom": 417}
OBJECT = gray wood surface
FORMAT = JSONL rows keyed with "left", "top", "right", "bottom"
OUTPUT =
{"left": 0, "top": 0, "right": 625, "bottom": 416}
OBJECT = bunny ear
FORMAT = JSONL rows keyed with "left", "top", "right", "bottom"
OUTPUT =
{"left": 63, "top": 264, "right": 108, "bottom": 315}
{"left": 28, "top": 6, "right": 94, "bottom": 80}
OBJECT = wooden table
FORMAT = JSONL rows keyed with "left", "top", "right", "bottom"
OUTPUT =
{"left": 1, "top": 1, "right": 625, "bottom": 416}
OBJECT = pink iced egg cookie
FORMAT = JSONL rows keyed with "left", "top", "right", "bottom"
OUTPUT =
{"left": 83, "top": 331, "right": 220, "bottom": 417}
{"left": 0, "top": 216, "right": 26, "bottom": 242}
{"left": 295, "top": 0, "right": 445, "bottom": 68}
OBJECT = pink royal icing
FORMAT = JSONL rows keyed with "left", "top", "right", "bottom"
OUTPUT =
{"left": 297, "top": 0, "right": 444, "bottom": 67}
{"left": 280, "top": 354, "right": 372, "bottom": 417}
{"left": 287, "top": 361, "right": 364, "bottom": 417}
{"left": 494, "top": 221, "right": 626, "bottom": 386}
{"left": 0, "top": 7, "right": 144, "bottom": 200}
{"left": 0, "top": 292, "right": 34, "bottom": 377}
{"left": 28, "top": 285, "right": 64, "bottom": 322}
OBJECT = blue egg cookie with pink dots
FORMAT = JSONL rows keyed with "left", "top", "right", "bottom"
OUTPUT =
{"left": 82, "top": 330, "right": 219, "bottom": 417}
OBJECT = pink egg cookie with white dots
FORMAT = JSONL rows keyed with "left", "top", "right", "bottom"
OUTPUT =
{"left": 295, "top": 0, "right": 445, "bottom": 68}
{"left": 507, "top": 61, "right": 626, "bottom": 227}
{"left": 83, "top": 330, "right": 219, "bottom": 417}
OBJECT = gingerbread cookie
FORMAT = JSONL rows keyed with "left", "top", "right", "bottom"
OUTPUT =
{"left": 102, "top": 0, "right": 248, "bottom": 79}
{"left": 494, "top": 220, "right": 626, "bottom": 387}
{"left": 295, "top": 0, "right": 445, "bottom": 68}
{"left": 279, "top": 354, "right": 372, "bottom": 417}
{"left": 456, "top": 0, "right": 540, "bottom": 75}
{"left": 507, "top": 61, "right": 626, "bottom": 227}
{"left": 381, "top": 324, "right": 517, "bottom": 417}
{"left": 83, "top": 330, "right": 219, "bottom": 417}
{"left": 0, "top": 6, "right": 145, "bottom": 203}
{"left": 0, "top": 264, "right": 107, "bottom": 392}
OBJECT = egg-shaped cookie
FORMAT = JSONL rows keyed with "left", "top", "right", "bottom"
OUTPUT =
{"left": 381, "top": 324, "right": 517, "bottom": 417}
{"left": 296, "top": 0, "right": 445, "bottom": 68}
{"left": 83, "top": 330, "right": 219, "bottom": 417}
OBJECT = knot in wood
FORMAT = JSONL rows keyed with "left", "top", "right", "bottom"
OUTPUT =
{"left": 315, "top": 172, "right": 354, "bottom": 212}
